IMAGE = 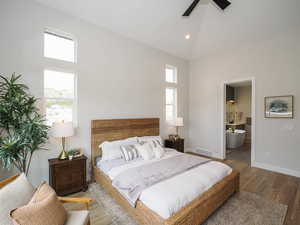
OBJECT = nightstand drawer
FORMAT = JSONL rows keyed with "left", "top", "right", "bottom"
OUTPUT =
{"left": 54, "top": 169, "right": 83, "bottom": 185}
{"left": 165, "top": 138, "right": 184, "bottom": 153}
{"left": 49, "top": 155, "right": 88, "bottom": 196}
{"left": 56, "top": 174, "right": 84, "bottom": 193}
{"left": 71, "top": 161, "right": 85, "bottom": 172}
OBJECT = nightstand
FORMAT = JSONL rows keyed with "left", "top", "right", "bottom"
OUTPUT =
{"left": 165, "top": 138, "right": 184, "bottom": 153}
{"left": 48, "top": 155, "right": 88, "bottom": 196}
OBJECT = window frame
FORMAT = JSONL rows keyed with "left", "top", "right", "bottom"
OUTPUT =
{"left": 165, "top": 64, "right": 178, "bottom": 121}
{"left": 44, "top": 28, "right": 77, "bottom": 63}
{"left": 43, "top": 68, "right": 78, "bottom": 127}
{"left": 165, "top": 87, "right": 178, "bottom": 121}
{"left": 165, "top": 64, "right": 178, "bottom": 84}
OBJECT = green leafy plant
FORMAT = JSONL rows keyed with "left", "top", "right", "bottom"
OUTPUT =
{"left": 68, "top": 149, "right": 81, "bottom": 157}
{"left": 0, "top": 73, "right": 49, "bottom": 175}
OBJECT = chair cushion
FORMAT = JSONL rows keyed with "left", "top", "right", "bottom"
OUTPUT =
{"left": 0, "top": 174, "right": 35, "bottom": 225}
{"left": 65, "top": 211, "right": 90, "bottom": 225}
{"left": 10, "top": 183, "right": 67, "bottom": 225}
{"left": 29, "top": 181, "right": 56, "bottom": 203}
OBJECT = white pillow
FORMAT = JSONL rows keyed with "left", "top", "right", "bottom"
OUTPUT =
{"left": 138, "top": 136, "right": 163, "bottom": 147}
{"left": 0, "top": 173, "right": 35, "bottom": 225}
{"left": 135, "top": 142, "right": 155, "bottom": 160}
{"left": 100, "top": 137, "right": 138, "bottom": 161}
{"left": 153, "top": 145, "right": 165, "bottom": 159}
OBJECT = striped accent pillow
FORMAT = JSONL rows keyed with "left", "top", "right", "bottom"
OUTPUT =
{"left": 138, "top": 136, "right": 163, "bottom": 146}
{"left": 150, "top": 140, "right": 163, "bottom": 148}
{"left": 120, "top": 145, "right": 139, "bottom": 161}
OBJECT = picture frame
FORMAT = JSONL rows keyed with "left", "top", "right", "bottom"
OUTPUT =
{"left": 265, "top": 95, "right": 294, "bottom": 118}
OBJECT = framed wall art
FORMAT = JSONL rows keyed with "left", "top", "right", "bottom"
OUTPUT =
{"left": 265, "top": 95, "right": 294, "bottom": 118}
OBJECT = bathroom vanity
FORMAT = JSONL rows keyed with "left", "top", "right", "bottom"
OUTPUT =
{"left": 226, "top": 123, "right": 245, "bottom": 130}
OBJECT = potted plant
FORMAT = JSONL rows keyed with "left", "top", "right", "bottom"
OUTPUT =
{"left": 67, "top": 149, "right": 82, "bottom": 160}
{"left": 0, "top": 73, "right": 49, "bottom": 175}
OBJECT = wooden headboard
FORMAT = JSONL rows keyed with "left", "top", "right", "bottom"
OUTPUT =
{"left": 91, "top": 118, "right": 159, "bottom": 166}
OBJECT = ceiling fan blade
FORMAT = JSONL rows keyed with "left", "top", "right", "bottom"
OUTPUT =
{"left": 212, "top": 0, "right": 231, "bottom": 10}
{"left": 182, "top": 0, "right": 201, "bottom": 17}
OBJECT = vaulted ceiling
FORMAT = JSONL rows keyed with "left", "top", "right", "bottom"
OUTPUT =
{"left": 34, "top": 0, "right": 300, "bottom": 60}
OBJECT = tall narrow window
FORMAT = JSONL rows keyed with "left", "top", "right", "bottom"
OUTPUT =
{"left": 166, "top": 88, "right": 177, "bottom": 121}
{"left": 44, "top": 70, "right": 76, "bottom": 126}
{"left": 44, "top": 30, "right": 76, "bottom": 63}
{"left": 165, "top": 65, "right": 178, "bottom": 121}
{"left": 165, "top": 65, "right": 177, "bottom": 83}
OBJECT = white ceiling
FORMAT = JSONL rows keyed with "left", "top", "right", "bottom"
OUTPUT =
{"left": 34, "top": 0, "right": 300, "bottom": 60}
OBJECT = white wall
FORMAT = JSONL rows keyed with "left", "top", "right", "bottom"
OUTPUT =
{"left": 189, "top": 27, "right": 300, "bottom": 176}
{"left": 0, "top": 0, "right": 189, "bottom": 185}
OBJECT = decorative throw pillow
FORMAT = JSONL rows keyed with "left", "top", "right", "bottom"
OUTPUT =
{"left": 153, "top": 144, "right": 165, "bottom": 159}
{"left": 135, "top": 142, "right": 155, "bottom": 160}
{"left": 100, "top": 137, "right": 138, "bottom": 161}
{"left": 0, "top": 173, "right": 35, "bottom": 225}
{"left": 29, "top": 182, "right": 56, "bottom": 203}
{"left": 138, "top": 136, "right": 163, "bottom": 147}
{"left": 120, "top": 144, "right": 139, "bottom": 161}
{"left": 100, "top": 141, "right": 122, "bottom": 161}
{"left": 10, "top": 183, "right": 67, "bottom": 225}
{"left": 149, "top": 139, "right": 163, "bottom": 149}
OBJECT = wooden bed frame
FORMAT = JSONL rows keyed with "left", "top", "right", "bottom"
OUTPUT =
{"left": 91, "top": 118, "right": 239, "bottom": 225}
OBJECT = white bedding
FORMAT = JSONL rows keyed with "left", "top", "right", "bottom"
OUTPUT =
{"left": 107, "top": 150, "right": 181, "bottom": 180}
{"left": 101, "top": 150, "right": 232, "bottom": 219}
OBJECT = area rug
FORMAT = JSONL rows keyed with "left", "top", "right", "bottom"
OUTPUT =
{"left": 64, "top": 183, "right": 287, "bottom": 225}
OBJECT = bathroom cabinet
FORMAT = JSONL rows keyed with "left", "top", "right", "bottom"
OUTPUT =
{"left": 226, "top": 124, "right": 245, "bottom": 130}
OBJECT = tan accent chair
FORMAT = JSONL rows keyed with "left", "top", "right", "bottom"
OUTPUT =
{"left": 0, "top": 174, "right": 92, "bottom": 225}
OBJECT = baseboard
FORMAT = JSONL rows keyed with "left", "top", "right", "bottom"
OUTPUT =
{"left": 252, "top": 161, "right": 300, "bottom": 178}
{"left": 186, "top": 147, "right": 222, "bottom": 159}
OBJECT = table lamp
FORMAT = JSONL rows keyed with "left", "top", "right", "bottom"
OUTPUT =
{"left": 175, "top": 117, "right": 184, "bottom": 138}
{"left": 52, "top": 121, "right": 74, "bottom": 160}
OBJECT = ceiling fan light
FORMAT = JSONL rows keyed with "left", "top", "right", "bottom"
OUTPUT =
{"left": 185, "top": 34, "right": 191, "bottom": 40}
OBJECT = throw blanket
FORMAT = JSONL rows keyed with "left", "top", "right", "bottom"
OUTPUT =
{"left": 112, "top": 154, "right": 210, "bottom": 206}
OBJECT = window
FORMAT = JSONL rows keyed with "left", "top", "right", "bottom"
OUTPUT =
{"left": 166, "top": 87, "right": 177, "bottom": 121}
{"left": 43, "top": 28, "right": 77, "bottom": 126}
{"left": 165, "top": 65, "right": 177, "bottom": 83}
{"left": 44, "top": 30, "right": 76, "bottom": 63}
{"left": 44, "top": 70, "right": 76, "bottom": 126}
{"left": 165, "top": 64, "right": 178, "bottom": 121}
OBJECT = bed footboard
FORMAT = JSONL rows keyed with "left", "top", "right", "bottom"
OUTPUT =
{"left": 94, "top": 166, "right": 239, "bottom": 225}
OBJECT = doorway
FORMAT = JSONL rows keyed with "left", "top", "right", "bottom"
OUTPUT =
{"left": 221, "top": 78, "right": 255, "bottom": 165}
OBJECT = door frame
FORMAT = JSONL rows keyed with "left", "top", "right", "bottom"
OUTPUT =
{"left": 220, "top": 77, "right": 256, "bottom": 166}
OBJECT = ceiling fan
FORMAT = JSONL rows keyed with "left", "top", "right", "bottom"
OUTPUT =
{"left": 183, "top": 0, "right": 231, "bottom": 16}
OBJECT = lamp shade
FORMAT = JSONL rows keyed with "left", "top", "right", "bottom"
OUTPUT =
{"left": 175, "top": 117, "right": 184, "bottom": 127}
{"left": 52, "top": 121, "right": 74, "bottom": 138}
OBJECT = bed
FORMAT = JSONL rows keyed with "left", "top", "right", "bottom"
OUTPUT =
{"left": 91, "top": 118, "right": 239, "bottom": 225}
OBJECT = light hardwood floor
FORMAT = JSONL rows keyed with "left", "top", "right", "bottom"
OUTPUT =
{"left": 189, "top": 153, "right": 300, "bottom": 225}
{"left": 226, "top": 143, "right": 251, "bottom": 164}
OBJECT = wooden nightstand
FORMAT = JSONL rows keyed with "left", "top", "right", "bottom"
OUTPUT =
{"left": 165, "top": 138, "right": 184, "bottom": 153}
{"left": 48, "top": 155, "right": 88, "bottom": 196}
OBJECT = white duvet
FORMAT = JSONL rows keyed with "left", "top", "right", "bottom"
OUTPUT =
{"left": 104, "top": 151, "right": 232, "bottom": 219}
